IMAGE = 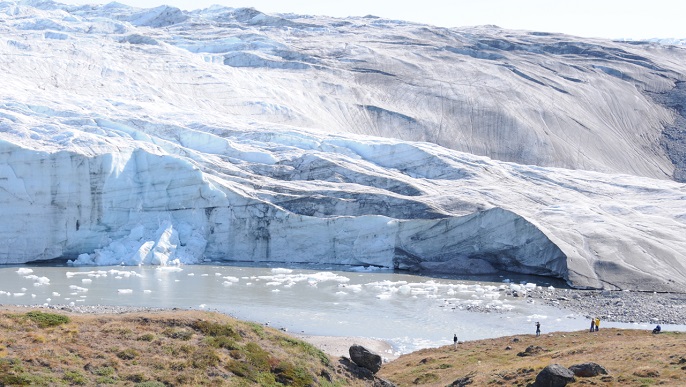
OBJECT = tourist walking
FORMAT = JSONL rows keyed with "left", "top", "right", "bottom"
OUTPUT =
{"left": 535, "top": 322, "right": 541, "bottom": 337}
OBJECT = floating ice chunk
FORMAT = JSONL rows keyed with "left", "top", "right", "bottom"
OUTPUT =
{"left": 82, "top": 279, "right": 92, "bottom": 284}
{"left": 144, "top": 290, "right": 152, "bottom": 293}
{"left": 52, "top": 292, "right": 60, "bottom": 296}
{"left": 118, "top": 289, "right": 133, "bottom": 294}
{"left": 69, "top": 302, "right": 75, "bottom": 307}
{"left": 483, "top": 292, "right": 501, "bottom": 300}
{"left": 398, "top": 285, "right": 412, "bottom": 295}
{"left": 223, "top": 276, "right": 239, "bottom": 283}
{"left": 376, "top": 292, "right": 392, "bottom": 300}
{"left": 502, "top": 279, "right": 511, "bottom": 283}
{"left": 336, "top": 291, "right": 347, "bottom": 296}
{"left": 271, "top": 268, "right": 293, "bottom": 274}
{"left": 188, "top": 273, "right": 195, "bottom": 276}
{"left": 271, "top": 289, "right": 280, "bottom": 293}
{"left": 13, "top": 293, "right": 25, "bottom": 296}
{"left": 69, "top": 285, "right": 88, "bottom": 293}
{"left": 156, "top": 267, "right": 183, "bottom": 272}
{"left": 266, "top": 281, "right": 281, "bottom": 286}
{"left": 527, "top": 314, "right": 548, "bottom": 321}
{"left": 31, "top": 294, "right": 36, "bottom": 298}
{"left": 215, "top": 273, "right": 221, "bottom": 276}
{"left": 201, "top": 274, "right": 209, "bottom": 277}
{"left": 349, "top": 265, "right": 383, "bottom": 272}
{"left": 524, "top": 283, "right": 537, "bottom": 289}
{"left": 548, "top": 286, "right": 556, "bottom": 290}
{"left": 29, "top": 276, "right": 50, "bottom": 286}
{"left": 199, "top": 304, "right": 206, "bottom": 308}
{"left": 16, "top": 268, "right": 33, "bottom": 275}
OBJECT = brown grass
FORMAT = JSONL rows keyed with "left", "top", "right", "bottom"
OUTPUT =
{"left": 378, "top": 328, "right": 686, "bottom": 386}
{"left": 0, "top": 307, "right": 360, "bottom": 386}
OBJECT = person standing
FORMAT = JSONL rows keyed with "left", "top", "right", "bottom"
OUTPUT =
{"left": 453, "top": 334, "right": 458, "bottom": 349}
{"left": 590, "top": 318, "right": 595, "bottom": 332}
{"left": 535, "top": 322, "right": 541, "bottom": 337}
{"left": 594, "top": 317, "right": 600, "bottom": 331}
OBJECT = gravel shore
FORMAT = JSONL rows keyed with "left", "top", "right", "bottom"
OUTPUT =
{"left": 523, "top": 288, "right": 686, "bottom": 325}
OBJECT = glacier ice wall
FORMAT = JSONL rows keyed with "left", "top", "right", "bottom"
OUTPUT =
{"left": 1, "top": 2, "right": 686, "bottom": 291}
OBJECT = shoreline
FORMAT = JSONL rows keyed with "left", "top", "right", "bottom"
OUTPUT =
{"left": 0, "top": 303, "right": 399, "bottom": 361}
{"left": 2, "top": 287, "right": 684, "bottom": 361}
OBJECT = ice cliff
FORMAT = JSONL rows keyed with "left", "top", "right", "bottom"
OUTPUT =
{"left": 1, "top": 1, "right": 685, "bottom": 291}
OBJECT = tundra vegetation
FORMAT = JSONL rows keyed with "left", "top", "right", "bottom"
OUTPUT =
{"left": 1, "top": 308, "right": 684, "bottom": 386}
{"left": 0, "top": 308, "right": 355, "bottom": 386}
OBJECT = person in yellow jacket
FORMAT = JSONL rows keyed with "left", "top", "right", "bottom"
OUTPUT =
{"left": 594, "top": 317, "right": 600, "bottom": 331}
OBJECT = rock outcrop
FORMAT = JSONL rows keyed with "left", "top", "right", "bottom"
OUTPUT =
{"left": 533, "top": 364, "right": 576, "bottom": 387}
{"left": 349, "top": 344, "right": 383, "bottom": 374}
{"left": 569, "top": 362, "right": 609, "bottom": 377}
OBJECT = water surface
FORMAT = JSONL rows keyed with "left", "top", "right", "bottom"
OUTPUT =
{"left": 0, "top": 263, "right": 671, "bottom": 355}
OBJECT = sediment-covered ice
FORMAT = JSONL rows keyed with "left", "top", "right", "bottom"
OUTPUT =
{"left": 1, "top": 2, "right": 686, "bottom": 291}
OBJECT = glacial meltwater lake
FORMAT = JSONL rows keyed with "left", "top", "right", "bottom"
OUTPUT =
{"left": 0, "top": 263, "right": 674, "bottom": 356}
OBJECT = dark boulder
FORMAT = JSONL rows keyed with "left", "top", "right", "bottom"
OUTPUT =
{"left": 517, "top": 345, "right": 545, "bottom": 357}
{"left": 533, "top": 364, "right": 576, "bottom": 387}
{"left": 349, "top": 344, "right": 382, "bottom": 374}
{"left": 338, "top": 357, "right": 396, "bottom": 386}
{"left": 569, "top": 362, "right": 608, "bottom": 377}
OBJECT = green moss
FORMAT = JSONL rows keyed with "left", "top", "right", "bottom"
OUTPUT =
{"left": 246, "top": 321, "right": 267, "bottom": 339}
{"left": 95, "top": 376, "right": 118, "bottom": 384}
{"left": 190, "top": 347, "right": 220, "bottom": 369}
{"left": 192, "top": 320, "right": 240, "bottom": 339}
{"left": 117, "top": 348, "right": 139, "bottom": 360}
{"left": 134, "top": 382, "right": 166, "bottom": 387}
{"left": 205, "top": 335, "right": 240, "bottom": 350}
{"left": 413, "top": 373, "right": 439, "bottom": 384}
{"left": 244, "top": 342, "right": 271, "bottom": 371}
{"left": 63, "top": 370, "right": 87, "bottom": 385}
{"left": 25, "top": 311, "right": 70, "bottom": 328}
{"left": 273, "top": 361, "right": 315, "bottom": 387}
{"left": 162, "top": 327, "right": 193, "bottom": 340}
{"left": 93, "top": 366, "right": 116, "bottom": 377}
{"left": 137, "top": 333, "right": 155, "bottom": 342}
{"left": 280, "top": 336, "right": 331, "bottom": 366}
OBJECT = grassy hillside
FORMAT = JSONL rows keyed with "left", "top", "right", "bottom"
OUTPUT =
{"left": 0, "top": 308, "right": 364, "bottom": 386}
{"left": 379, "top": 328, "right": 686, "bottom": 386}
{"left": 2, "top": 307, "right": 685, "bottom": 386}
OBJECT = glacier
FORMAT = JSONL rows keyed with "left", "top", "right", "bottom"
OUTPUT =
{"left": 1, "top": 1, "right": 685, "bottom": 291}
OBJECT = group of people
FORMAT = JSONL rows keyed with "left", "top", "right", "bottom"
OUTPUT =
{"left": 451, "top": 317, "right": 661, "bottom": 349}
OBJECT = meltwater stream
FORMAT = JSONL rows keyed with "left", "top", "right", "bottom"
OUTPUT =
{"left": 0, "top": 263, "right": 663, "bottom": 355}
